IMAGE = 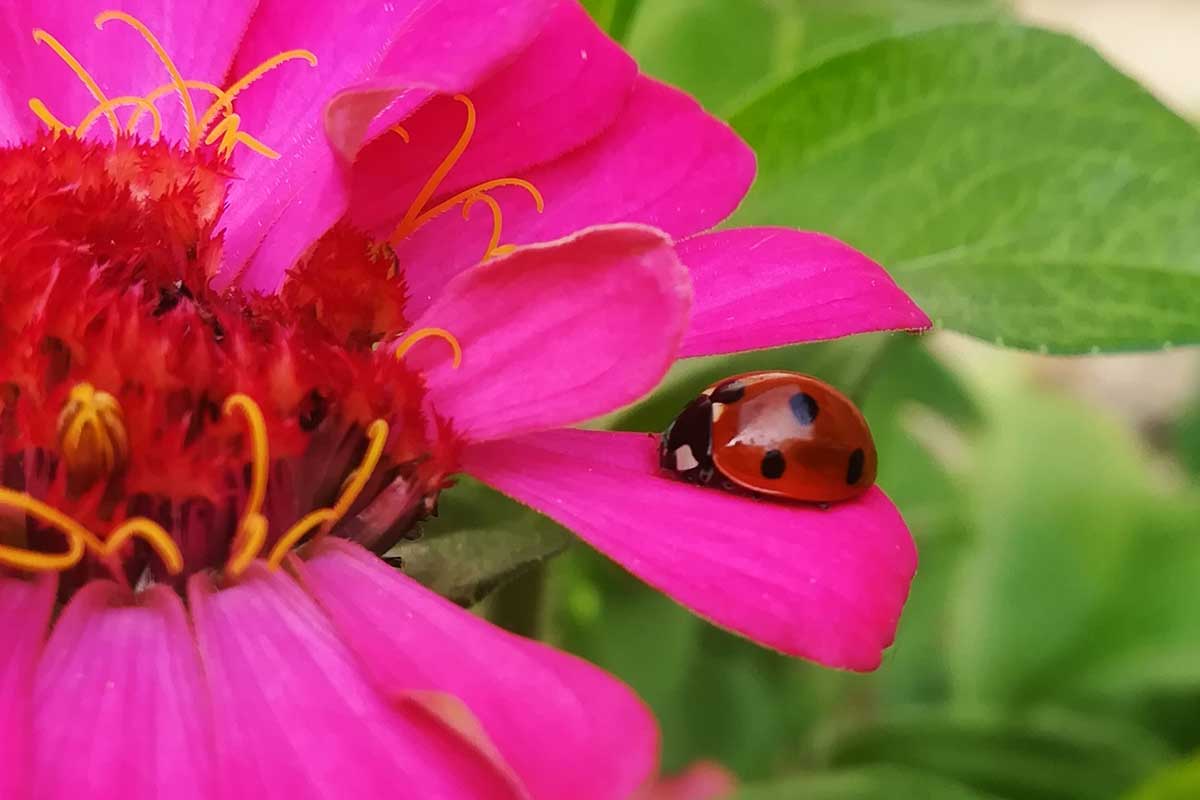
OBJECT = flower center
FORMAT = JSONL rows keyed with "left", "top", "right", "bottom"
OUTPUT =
{"left": 0, "top": 10, "right": 535, "bottom": 598}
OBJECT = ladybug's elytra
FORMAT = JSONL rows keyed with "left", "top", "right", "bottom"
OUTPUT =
{"left": 659, "top": 371, "right": 877, "bottom": 503}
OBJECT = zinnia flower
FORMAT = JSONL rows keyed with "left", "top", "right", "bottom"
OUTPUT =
{"left": 0, "top": 1, "right": 928, "bottom": 797}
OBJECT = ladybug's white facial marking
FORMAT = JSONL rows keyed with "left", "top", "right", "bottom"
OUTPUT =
{"left": 673, "top": 444, "right": 700, "bottom": 472}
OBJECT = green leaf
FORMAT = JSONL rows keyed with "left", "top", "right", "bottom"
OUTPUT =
{"left": 386, "top": 476, "right": 571, "bottom": 607}
{"left": 624, "top": 0, "right": 1005, "bottom": 117}
{"left": 1124, "top": 755, "right": 1200, "bottom": 800}
{"left": 734, "top": 765, "right": 997, "bottom": 800}
{"left": 730, "top": 23, "right": 1200, "bottom": 353}
{"left": 818, "top": 708, "right": 1174, "bottom": 800}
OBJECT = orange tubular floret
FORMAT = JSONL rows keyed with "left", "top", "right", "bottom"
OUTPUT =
{"left": 223, "top": 394, "right": 271, "bottom": 578}
{"left": 266, "top": 419, "right": 389, "bottom": 567}
{"left": 394, "top": 327, "right": 463, "bottom": 369}
{"left": 94, "top": 11, "right": 198, "bottom": 147}
{"left": 31, "top": 28, "right": 119, "bottom": 136}
{"left": 104, "top": 518, "right": 184, "bottom": 575}
{"left": 390, "top": 124, "right": 411, "bottom": 143}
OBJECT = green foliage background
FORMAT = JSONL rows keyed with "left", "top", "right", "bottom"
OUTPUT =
{"left": 413, "top": 2, "right": 1200, "bottom": 796}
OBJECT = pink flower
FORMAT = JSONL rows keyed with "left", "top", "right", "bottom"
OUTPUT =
{"left": 0, "top": 1, "right": 928, "bottom": 797}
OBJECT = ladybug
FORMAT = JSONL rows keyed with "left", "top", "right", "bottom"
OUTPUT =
{"left": 659, "top": 371, "right": 877, "bottom": 503}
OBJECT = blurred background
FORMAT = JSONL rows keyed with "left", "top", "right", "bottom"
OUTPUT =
{"left": 409, "top": 2, "right": 1200, "bottom": 797}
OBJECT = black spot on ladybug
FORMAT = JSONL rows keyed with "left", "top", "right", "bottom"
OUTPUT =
{"left": 846, "top": 448, "right": 865, "bottom": 485}
{"left": 789, "top": 392, "right": 818, "bottom": 426}
{"left": 760, "top": 449, "right": 786, "bottom": 479}
{"left": 711, "top": 381, "right": 745, "bottom": 404}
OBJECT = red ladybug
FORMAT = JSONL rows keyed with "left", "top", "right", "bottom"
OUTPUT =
{"left": 659, "top": 371, "right": 877, "bottom": 503}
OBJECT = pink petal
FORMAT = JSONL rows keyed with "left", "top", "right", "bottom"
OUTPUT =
{"left": 220, "top": 0, "right": 554, "bottom": 293}
{"left": 298, "top": 539, "right": 659, "bottom": 800}
{"left": 0, "top": 573, "right": 54, "bottom": 800}
{"left": 638, "top": 762, "right": 737, "bottom": 800}
{"left": 396, "top": 76, "right": 755, "bottom": 319}
{"left": 463, "top": 429, "right": 917, "bottom": 671}
{"left": 0, "top": 1, "right": 257, "bottom": 144}
{"left": 407, "top": 224, "right": 691, "bottom": 443}
{"left": 188, "top": 565, "right": 525, "bottom": 799}
{"left": 677, "top": 228, "right": 933, "bottom": 357}
{"left": 32, "top": 582, "right": 214, "bottom": 800}
{"left": 349, "top": 1, "right": 637, "bottom": 234}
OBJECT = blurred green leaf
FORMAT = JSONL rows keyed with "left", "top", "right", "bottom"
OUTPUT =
{"left": 948, "top": 385, "right": 1150, "bottom": 704}
{"left": 948, "top": 379, "right": 1200, "bottom": 708}
{"left": 733, "top": 765, "right": 997, "bottom": 800}
{"left": 1123, "top": 754, "right": 1200, "bottom": 800}
{"left": 730, "top": 23, "right": 1200, "bottom": 353}
{"left": 624, "top": 0, "right": 1005, "bottom": 117}
{"left": 387, "top": 476, "right": 571, "bottom": 606}
{"left": 818, "top": 708, "right": 1174, "bottom": 800}
{"left": 1175, "top": 397, "right": 1200, "bottom": 477}
{"left": 579, "top": 0, "right": 640, "bottom": 42}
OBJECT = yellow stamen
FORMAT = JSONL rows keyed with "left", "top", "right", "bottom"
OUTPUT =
{"left": 418, "top": 178, "right": 544, "bottom": 228}
{"left": 0, "top": 488, "right": 95, "bottom": 572}
{"left": 95, "top": 11, "right": 198, "bottom": 148}
{"left": 28, "top": 98, "right": 75, "bottom": 135}
{"left": 387, "top": 94, "right": 544, "bottom": 262}
{"left": 125, "top": 80, "right": 225, "bottom": 133}
{"left": 393, "top": 327, "right": 463, "bottom": 369}
{"left": 204, "top": 113, "right": 280, "bottom": 160}
{"left": 77, "top": 96, "right": 163, "bottom": 141}
{"left": 390, "top": 124, "right": 411, "bottom": 143}
{"left": 223, "top": 394, "right": 270, "bottom": 578}
{"left": 462, "top": 192, "right": 504, "bottom": 259}
{"left": 225, "top": 512, "right": 267, "bottom": 579}
{"left": 266, "top": 419, "right": 389, "bottom": 568}
{"left": 194, "top": 49, "right": 318, "bottom": 140}
{"left": 103, "top": 517, "right": 184, "bottom": 575}
{"left": 31, "top": 28, "right": 119, "bottom": 136}
{"left": 57, "top": 383, "right": 129, "bottom": 486}
{"left": 392, "top": 94, "right": 476, "bottom": 242}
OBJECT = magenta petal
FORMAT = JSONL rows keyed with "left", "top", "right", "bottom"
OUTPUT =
{"left": 396, "top": 77, "right": 755, "bottom": 317}
{"left": 0, "top": 0, "right": 256, "bottom": 144}
{"left": 0, "top": 573, "right": 54, "bottom": 799}
{"left": 408, "top": 224, "right": 691, "bottom": 443}
{"left": 31, "top": 582, "right": 214, "bottom": 800}
{"left": 463, "top": 430, "right": 917, "bottom": 670}
{"left": 677, "top": 228, "right": 933, "bottom": 357}
{"left": 298, "top": 539, "right": 658, "bottom": 800}
{"left": 188, "top": 566, "right": 524, "bottom": 799}
{"left": 350, "top": 0, "right": 637, "bottom": 235}
{"left": 220, "top": 0, "right": 553, "bottom": 293}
